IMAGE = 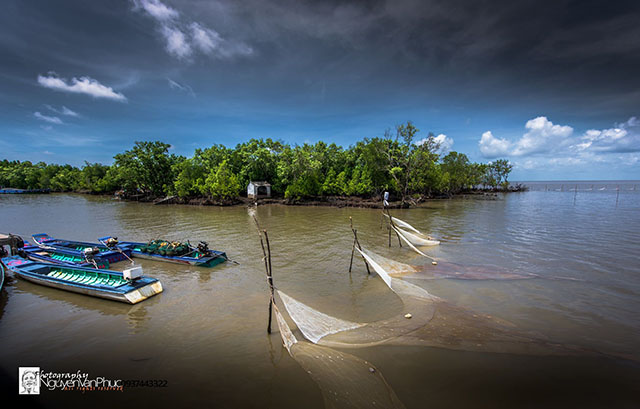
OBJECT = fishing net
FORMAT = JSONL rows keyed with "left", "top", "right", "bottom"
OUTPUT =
{"left": 395, "top": 227, "right": 440, "bottom": 246}
{"left": 391, "top": 225, "right": 436, "bottom": 260}
{"left": 278, "top": 247, "right": 601, "bottom": 358}
{"left": 383, "top": 214, "right": 420, "bottom": 233}
{"left": 384, "top": 215, "right": 440, "bottom": 245}
{"left": 278, "top": 248, "right": 440, "bottom": 348}
{"left": 273, "top": 303, "right": 406, "bottom": 409}
{"left": 362, "top": 248, "right": 537, "bottom": 280}
{"left": 360, "top": 249, "right": 418, "bottom": 277}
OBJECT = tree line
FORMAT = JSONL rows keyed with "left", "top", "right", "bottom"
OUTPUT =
{"left": 0, "top": 122, "right": 514, "bottom": 203}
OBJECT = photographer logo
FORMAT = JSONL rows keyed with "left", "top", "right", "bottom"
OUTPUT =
{"left": 19, "top": 367, "right": 40, "bottom": 395}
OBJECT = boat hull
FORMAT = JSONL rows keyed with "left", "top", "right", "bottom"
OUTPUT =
{"left": 23, "top": 245, "right": 110, "bottom": 269}
{"left": 31, "top": 234, "right": 131, "bottom": 265}
{"left": 2, "top": 256, "right": 162, "bottom": 304}
{"left": 116, "top": 241, "right": 227, "bottom": 268}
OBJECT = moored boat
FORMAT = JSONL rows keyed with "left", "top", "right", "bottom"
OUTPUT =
{"left": 23, "top": 242, "right": 110, "bottom": 269}
{"left": 31, "top": 233, "right": 132, "bottom": 265}
{"left": 0, "top": 188, "right": 50, "bottom": 194}
{"left": 1, "top": 256, "right": 162, "bottom": 304}
{"left": 100, "top": 237, "right": 227, "bottom": 268}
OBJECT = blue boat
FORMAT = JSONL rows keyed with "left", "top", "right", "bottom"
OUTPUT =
{"left": 1, "top": 256, "right": 163, "bottom": 304}
{"left": 23, "top": 241, "right": 111, "bottom": 269}
{"left": 100, "top": 237, "right": 227, "bottom": 268}
{"left": 31, "top": 233, "right": 132, "bottom": 265}
{"left": 0, "top": 188, "right": 50, "bottom": 194}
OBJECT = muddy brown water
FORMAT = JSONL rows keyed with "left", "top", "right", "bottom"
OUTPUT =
{"left": 1, "top": 188, "right": 639, "bottom": 408}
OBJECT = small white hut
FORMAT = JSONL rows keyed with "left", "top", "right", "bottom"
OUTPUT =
{"left": 247, "top": 181, "right": 271, "bottom": 199}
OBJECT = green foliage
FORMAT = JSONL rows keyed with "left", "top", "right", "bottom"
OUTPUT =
{"left": 440, "top": 151, "right": 474, "bottom": 193}
{"left": 112, "top": 141, "right": 181, "bottom": 196}
{"left": 278, "top": 143, "right": 323, "bottom": 199}
{"left": 172, "top": 158, "right": 206, "bottom": 198}
{"left": 202, "top": 159, "right": 241, "bottom": 200}
{"left": 486, "top": 159, "right": 514, "bottom": 189}
{"left": 0, "top": 126, "right": 514, "bottom": 200}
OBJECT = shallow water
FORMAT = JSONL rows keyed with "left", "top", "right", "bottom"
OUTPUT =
{"left": 1, "top": 187, "right": 639, "bottom": 408}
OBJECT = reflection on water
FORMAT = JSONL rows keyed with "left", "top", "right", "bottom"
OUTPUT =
{"left": 0, "top": 190, "right": 639, "bottom": 408}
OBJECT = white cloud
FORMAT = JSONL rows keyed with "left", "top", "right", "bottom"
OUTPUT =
{"left": 34, "top": 111, "right": 63, "bottom": 124}
{"left": 433, "top": 133, "right": 454, "bottom": 153}
{"left": 480, "top": 115, "right": 640, "bottom": 173}
{"left": 479, "top": 117, "right": 573, "bottom": 158}
{"left": 190, "top": 23, "right": 222, "bottom": 54}
{"left": 574, "top": 116, "right": 640, "bottom": 153}
{"left": 37, "top": 74, "right": 127, "bottom": 101}
{"left": 131, "top": 0, "right": 252, "bottom": 62}
{"left": 161, "top": 26, "right": 192, "bottom": 59}
{"left": 415, "top": 133, "right": 454, "bottom": 153}
{"left": 45, "top": 105, "right": 79, "bottom": 117}
{"left": 134, "top": 0, "right": 178, "bottom": 21}
{"left": 512, "top": 116, "right": 573, "bottom": 156}
{"left": 479, "top": 131, "right": 511, "bottom": 158}
{"left": 61, "top": 106, "right": 79, "bottom": 117}
{"left": 190, "top": 23, "right": 253, "bottom": 59}
{"left": 167, "top": 78, "right": 195, "bottom": 96}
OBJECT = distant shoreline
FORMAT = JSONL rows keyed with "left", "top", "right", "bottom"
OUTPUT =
{"left": 109, "top": 188, "right": 510, "bottom": 208}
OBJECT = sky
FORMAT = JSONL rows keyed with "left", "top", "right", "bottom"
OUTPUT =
{"left": 1, "top": 0, "right": 639, "bottom": 180}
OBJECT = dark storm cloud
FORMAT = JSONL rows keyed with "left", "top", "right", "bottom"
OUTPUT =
{"left": 180, "top": 0, "right": 640, "bottom": 69}
{"left": 3, "top": 0, "right": 638, "bottom": 99}
{"left": 156, "top": 0, "right": 640, "bottom": 118}
{"left": 1, "top": 0, "right": 639, "bottom": 177}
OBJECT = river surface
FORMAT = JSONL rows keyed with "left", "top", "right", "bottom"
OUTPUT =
{"left": 1, "top": 185, "right": 639, "bottom": 408}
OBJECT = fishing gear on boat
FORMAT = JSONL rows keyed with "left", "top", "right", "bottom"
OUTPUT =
{"left": 99, "top": 236, "right": 135, "bottom": 264}
{"left": 82, "top": 247, "right": 101, "bottom": 269}
{"left": 139, "top": 239, "right": 193, "bottom": 257}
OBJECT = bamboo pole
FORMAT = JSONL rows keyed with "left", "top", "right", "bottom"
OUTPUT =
{"left": 348, "top": 235, "right": 356, "bottom": 273}
{"left": 264, "top": 230, "right": 274, "bottom": 334}
{"left": 349, "top": 217, "right": 370, "bottom": 275}
{"left": 384, "top": 207, "right": 403, "bottom": 247}
{"left": 253, "top": 216, "right": 274, "bottom": 334}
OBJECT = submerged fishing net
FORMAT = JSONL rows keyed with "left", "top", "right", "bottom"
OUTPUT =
{"left": 362, "top": 248, "right": 537, "bottom": 280}
{"left": 391, "top": 225, "right": 436, "bottom": 260}
{"left": 273, "top": 303, "right": 406, "bottom": 409}
{"left": 278, "top": 248, "right": 440, "bottom": 348}
{"left": 278, "top": 247, "right": 602, "bottom": 358}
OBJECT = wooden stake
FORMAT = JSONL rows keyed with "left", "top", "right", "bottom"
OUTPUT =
{"left": 349, "top": 217, "right": 370, "bottom": 275}
{"left": 384, "top": 207, "right": 403, "bottom": 247}
{"left": 348, "top": 236, "right": 356, "bottom": 273}
{"left": 616, "top": 185, "right": 620, "bottom": 207}
{"left": 264, "top": 229, "right": 274, "bottom": 334}
{"left": 253, "top": 216, "right": 274, "bottom": 334}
